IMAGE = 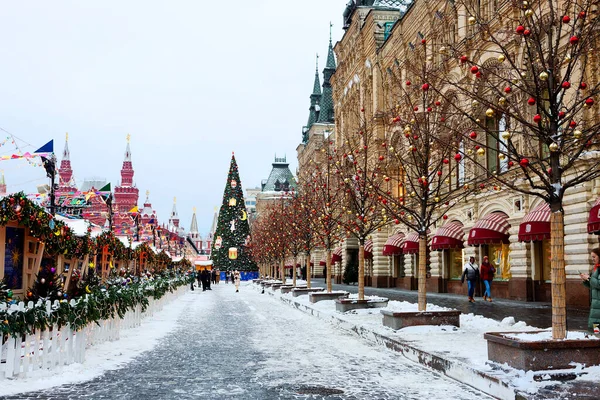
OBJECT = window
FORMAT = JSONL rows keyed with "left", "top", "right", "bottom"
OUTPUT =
{"left": 486, "top": 116, "right": 499, "bottom": 175}
{"left": 383, "top": 22, "right": 394, "bottom": 41}
{"left": 449, "top": 248, "right": 464, "bottom": 279}
{"left": 535, "top": 239, "right": 551, "bottom": 282}
{"left": 484, "top": 243, "right": 512, "bottom": 280}
{"left": 452, "top": 141, "right": 465, "bottom": 190}
{"left": 4, "top": 227, "right": 25, "bottom": 290}
{"left": 394, "top": 254, "right": 405, "bottom": 278}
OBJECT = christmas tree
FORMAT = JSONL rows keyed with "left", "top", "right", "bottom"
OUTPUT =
{"left": 26, "top": 260, "right": 65, "bottom": 302}
{"left": 211, "top": 154, "right": 256, "bottom": 271}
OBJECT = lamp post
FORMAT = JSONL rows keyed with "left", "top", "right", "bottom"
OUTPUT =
{"left": 41, "top": 154, "right": 57, "bottom": 215}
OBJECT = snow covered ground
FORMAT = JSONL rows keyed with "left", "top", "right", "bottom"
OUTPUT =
{"left": 1, "top": 283, "right": 494, "bottom": 399}
{"left": 272, "top": 284, "right": 600, "bottom": 398}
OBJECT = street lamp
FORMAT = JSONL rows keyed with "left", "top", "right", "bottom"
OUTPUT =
{"left": 40, "top": 154, "right": 57, "bottom": 215}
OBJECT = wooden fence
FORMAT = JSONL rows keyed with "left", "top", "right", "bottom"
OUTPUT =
{"left": 0, "top": 285, "right": 187, "bottom": 379}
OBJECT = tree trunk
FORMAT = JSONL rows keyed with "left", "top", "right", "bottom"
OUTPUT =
{"left": 281, "top": 259, "right": 286, "bottom": 284}
{"left": 417, "top": 235, "right": 427, "bottom": 312}
{"left": 358, "top": 242, "right": 365, "bottom": 301}
{"left": 306, "top": 253, "right": 312, "bottom": 289}
{"left": 550, "top": 210, "right": 567, "bottom": 339}
{"left": 292, "top": 255, "right": 297, "bottom": 287}
{"left": 327, "top": 249, "right": 332, "bottom": 293}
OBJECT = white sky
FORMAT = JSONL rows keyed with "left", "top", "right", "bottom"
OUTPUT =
{"left": 0, "top": 0, "right": 347, "bottom": 235}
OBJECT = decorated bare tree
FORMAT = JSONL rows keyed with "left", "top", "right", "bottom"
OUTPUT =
{"left": 334, "top": 108, "right": 389, "bottom": 301}
{"left": 301, "top": 142, "right": 344, "bottom": 293}
{"left": 433, "top": 0, "right": 600, "bottom": 338}
{"left": 377, "top": 43, "right": 486, "bottom": 311}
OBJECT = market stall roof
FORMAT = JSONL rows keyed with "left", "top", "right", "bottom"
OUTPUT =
{"left": 467, "top": 212, "right": 510, "bottom": 246}
{"left": 401, "top": 232, "right": 420, "bottom": 254}
{"left": 383, "top": 233, "right": 404, "bottom": 256}
{"left": 364, "top": 239, "right": 373, "bottom": 259}
{"left": 518, "top": 203, "right": 551, "bottom": 242}
{"left": 431, "top": 222, "right": 465, "bottom": 250}
{"left": 55, "top": 214, "right": 104, "bottom": 238}
{"left": 588, "top": 198, "right": 600, "bottom": 234}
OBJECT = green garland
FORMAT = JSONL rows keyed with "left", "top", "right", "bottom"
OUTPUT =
{"left": 0, "top": 273, "right": 188, "bottom": 338}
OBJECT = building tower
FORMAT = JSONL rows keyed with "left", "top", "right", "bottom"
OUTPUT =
{"left": 302, "top": 55, "right": 322, "bottom": 143}
{"left": 187, "top": 207, "right": 203, "bottom": 253}
{"left": 57, "top": 132, "right": 77, "bottom": 194}
{"left": 169, "top": 197, "right": 180, "bottom": 229}
{"left": 113, "top": 135, "right": 139, "bottom": 213}
{"left": 316, "top": 25, "right": 337, "bottom": 124}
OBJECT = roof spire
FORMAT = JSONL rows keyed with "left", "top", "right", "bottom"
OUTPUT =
{"left": 189, "top": 206, "right": 199, "bottom": 233}
{"left": 124, "top": 134, "right": 131, "bottom": 161}
{"left": 317, "top": 24, "right": 337, "bottom": 124}
{"left": 303, "top": 53, "right": 323, "bottom": 142}
{"left": 63, "top": 132, "right": 70, "bottom": 160}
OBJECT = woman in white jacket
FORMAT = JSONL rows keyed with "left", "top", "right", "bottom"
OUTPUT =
{"left": 234, "top": 270, "right": 241, "bottom": 292}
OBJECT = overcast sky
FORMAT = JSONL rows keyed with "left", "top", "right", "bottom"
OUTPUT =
{"left": 0, "top": 0, "right": 346, "bottom": 236}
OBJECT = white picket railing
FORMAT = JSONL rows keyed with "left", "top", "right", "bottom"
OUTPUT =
{"left": 0, "top": 285, "right": 187, "bottom": 379}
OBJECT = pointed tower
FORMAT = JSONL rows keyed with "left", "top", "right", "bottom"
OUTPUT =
{"left": 57, "top": 133, "right": 77, "bottom": 194}
{"left": 169, "top": 197, "right": 180, "bottom": 229}
{"left": 317, "top": 25, "right": 337, "bottom": 124}
{"left": 0, "top": 171, "right": 6, "bottom": 196}
{"left": 113, "top": 134, "right": 139, "bottom": 213}
{"left": 187, "top": 207, "right": 203, "bottom": 252}
{"left": 303, "top": 55, "right": 322, "bottom": 143}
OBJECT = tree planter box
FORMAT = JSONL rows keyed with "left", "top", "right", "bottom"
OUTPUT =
{"left": 270, "top": 283, "right": 285, "bottom": 290}
{"left": 262, "top": 281, "right": 281, "bottom": 288}
{"left": 309, "top": 291, "right": 349, "bottom": 303}
{"left": 484, "top": 331, "right": 600, "bottom": 371}
{"left": 381, "top": 310, "right": 461, "bottom": 330}
{"left": 291, "top": 287, "right": 325, "bottom": 297}
{"left": 252, "top": 279, "right": 263, "bottom": 284}
{"left": 280, "top": 285, "right": 306, "bottom": 294}
{"left": 335, "top": 298, "right": 389, "bottom": 313}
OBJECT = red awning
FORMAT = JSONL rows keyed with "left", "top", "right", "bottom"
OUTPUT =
{"left": 468, "top": 212, "right": 510, "bottom": 246}
{"left": 519, "top": 203, "right": 551, "bottom": 242}
{"left": 588, "top": 198, "right": 600, "bottom": 234}
{"left": 383, "top": 233, "right": 404, "bottom": 256}
{"left": 319, "top": 257, "right": 326, "bottom": 266}
{"left": 431, "top": 222, "right": 465, "bottom": 250}
{"left": 364, "top": 239, "right": 373, "bottom": 259}
{"left": 401, "top": 232, "right": 420, "bottom": 254}
{"left": 331, "top": 247, "right": 343, "bottom": 263}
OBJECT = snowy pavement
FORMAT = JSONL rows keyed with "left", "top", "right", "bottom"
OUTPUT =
{"left": 1, "top": 283, "right": 492, "bottom": 399}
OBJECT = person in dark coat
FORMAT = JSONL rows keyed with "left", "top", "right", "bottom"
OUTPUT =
{"left": 323, "top": 266, "right": 327, "bottom": 283}
{"left": 189, "top": 270, "right": 196, "bottom": 291}
{"left": 211, "top": 269, "right": 217, "bottom": 285}
{"left": 196, "top": 269, "right": 202, "bottom": 288}
{"left": 200, "top": 269, "right": 209, "bottom": 291}
{"left": 461, "top": 256, "right": 479, "bottom": 302}
{"left": 581, "top": 248, "right": 600, "bottom": 332}
{"left": 206, "top": 269, "right": 212, "bottom": 290}
{"left": 480, "top": 256, "right": 496, "bottom": 302}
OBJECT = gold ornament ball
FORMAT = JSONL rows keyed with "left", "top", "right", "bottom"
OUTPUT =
{"left": 477, "top": 148, "right": 485, "bottom": 156}
{"left": 389, "top": 146, "right": 394, "bottom": 151}
{"left": 498, "top": 54, "right": 506, "bottom": 63}
{"left": 573, "top": 130, "right": 582, "bottom": 139}
{"left": 439, "top": 46, "right": 447, "bottom": 54}
{"left": 499, "top": 154, "right": 506, "bottom": 160}
{"left": 410, "top": 118, "right": 416, "bottom": 124}
{"left": 467, "top": 149, "right": 474, "bottom": 155}
{"left": 549, "top": 142, "right": 559, "bottom": 152}
{"left": 485, "top": 108, "right": 495, "bottom": 117}
{"left": 498, "top": 97, "right": 507, "bottom": 106}
{"left": 475, "top": 118, "right": 481, "bottom": 123}
{"left": 525, "top": 9, "right": 533, "bottom": 17}
{"left": 468, "top": 16, "right": 476, "bottom": 25}
{"left": 501, "top": 130, "right": 511, "bottom": 140}
{"left": 521, "top": 72, "right": 527, "bottom": 78}
{"left": 444, "top": 178, "right": 450, "bottom": 184}
{"left": 472, "top": 100, "right": 479, "bottom": 107}
{"left": 434, "top": 197, "right": 440, "bottom": 202}
{"left": 539, "top": 71, "right": 548, "bottom": 81}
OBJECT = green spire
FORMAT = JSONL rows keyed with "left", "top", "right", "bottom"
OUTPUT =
{"left": 303, "top": 54, "right": 322, "bottom": 143}
{"left": 317, "top": 24, "right": 336, "bottom": 124}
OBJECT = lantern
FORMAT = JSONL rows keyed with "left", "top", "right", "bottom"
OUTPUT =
{"left": 229, "top": 247, "right": 238, "bottom": 260}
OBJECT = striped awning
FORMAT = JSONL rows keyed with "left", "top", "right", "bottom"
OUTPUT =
{"left": 319, "top": 255, "right": 326, "bottom": 266}
{"left": 331, "top": 247, "right": 343, "bottom": 263}
{"left": 383, "top": 233, "right": 405, "bottom": 256}
{"left": 468, "top": 212, "right": 510, "bottom": 245}
{"left": 401, "top": 232, "right": 420, "bottom": 254}
{"left": 588, "top": 198, "right": 600, "bottom": 234}
{"left": 364, "top": 239, "right": 373, "bottom": 259}
{"left": 519, "top": 203, "right": 551, "bottom": 242}
{"left": 431, "top": 222, "right": 465, "bottom": 250}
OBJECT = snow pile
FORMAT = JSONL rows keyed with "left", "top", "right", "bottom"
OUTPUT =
{"left": 504, "top": 330, "right": 599, "bottom": 342}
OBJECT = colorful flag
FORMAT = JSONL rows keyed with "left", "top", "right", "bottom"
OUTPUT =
{"left": 34, "top": 140, "right": 53, "bottom": 154}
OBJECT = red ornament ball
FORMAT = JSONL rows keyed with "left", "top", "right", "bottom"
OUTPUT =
{"left": 443, "top": 215, "right": 448, "bottom": 220}
{"left": 437, "top": 170, "right": 443, "bottom": 176}
{"left": 533, "top": 114, "right": 542, "bottom": 123}
{"left": 427, "top": 107, "right": 432, "bottom": 112}
{"left": 508, "top": 161, "right": 514, "bottom": 168}
{"left": 585, "top": 98, "right": 595, "bottom": 106}
{"left": 516, "top": 25, "right": 525, "bottom": 34}
{"left": 454, "top": 153, "right": 462, "bottom": 162}
{"left": 527, "top": 97, "right": 536, "bottom": 106}
{"left": 558, "top": 111, "right": 566, "bottom": 119}
{"left": 561, "top": 81, "right": 571, "bottom": 89}
{"left": 504, "top": 86, "right": 512, "bottom": 93}
{"left": 443, "top": 158, "right": 449, "bottom": 164}
{"left": 569, "top": 120, "right": 577, "bottom": 128}
{"left": 580, "top": 82, "right": 587, "bottom": 90}
{"left": 562, "top": 15, "right": 571, "bottom": 23}
{"left": 520, "top": 158, "right": 530, "bottom": 168}
{"left": 579, "top": 11, "right": 586, "bottom": 19}
{"left": 475, "top": 72, "right": 482, "bottom": 78}
{"left": 570, "top": 36, "right": 579, "bottom": 45}
{"left": 523, "top": 29, "right": 531, "bottom": 36}
{"left": 435, "top": 100, "right": 441, "bottom": 106}
{"left": 469, "top": 131, "right": 477, "bottom": 139}
{"left": 460, "top": 55, "right": 468, "bottom": 64}
{"left": 421, "top": 39, "right": 426, "bottom": 44}
{"left": 422, "top": 83, "right": 430, "bottom": 91}
{"left": 414, "top": 106, "right": 419, "bottom": 111}
{"left": 406, "top": 80, "right": 411, "bottom": 86}
{"left": 470, "top": 66, "right": 479, "bottom": 74}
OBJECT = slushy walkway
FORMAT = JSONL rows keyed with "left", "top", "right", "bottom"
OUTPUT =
{"left": 1, "top": 283, "right": 492, "bottom": 400}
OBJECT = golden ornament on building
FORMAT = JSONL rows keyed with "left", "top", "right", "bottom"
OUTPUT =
{"left": 486, "top": 108, "right": 495, "bottom": 117}
{"left": 501, "top": 130, "right": 511, "bottom": 140}
{"left": 549, "top": 142, "right": 559, "bottom": 152}
{"left": 434, "top": 196, "right": 440, "bottom": 202}
{"left": 467, "top": 149, "right": 474, "bottom": 155}
{"left": 498, "top": 97, "right": 507, "bottom": 106}
{"left": 498, "top": 54, "right": 506, "bottom": 63}
{"left": 468, "top": 16, "right": 476, "bottom": 25}
{"left": 499, "top": 154, "right": 506, "bottom": 160}
{"left": 472, "top": 100, "right": 479, "bottom": 107}
{"left": 539, "top": 71, "right": 548, "bottom": 81}
{"left": 477, "top": 148, "right": 485, "bottom": 156}
{"left": 525, "top": 9, "right": 533, "bottom": 17}
{"left": 573, "top": 130, "right": 583, "bottom": 139}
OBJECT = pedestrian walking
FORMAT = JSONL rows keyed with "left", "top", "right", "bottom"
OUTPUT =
{"left": 200, "top": 268, "right": 209, "bottom": 291}
{"left": 581, "top": 248, "right": 600, "bottom": 332}
{"left": 211, "top": 269, "right": 217, "bottom": 285}
{"left": 234, "top": 270, "right": 241, "bottom": 292}
{"left": 230, "top": 271, "right": 235, "bottom": 284}
{"left": 480, "top": 256, "right": 496, "bottom": 302}
{"left": 189, "top": 269, "right": 196, "bottom": 291}
{"left": 461, "top": 256, "right": 479, "bottom": 303}
{"left": 323, "top": 266, "right": 327, "bottom": 283}
{"left": 206, "top": 269, "right": 212, "bottom": 290}
{"left": 216, "top": 269, "right": 220, "bottom": 284}
{"left": 196, "top": 269, "right": 201, "bottom": 288}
